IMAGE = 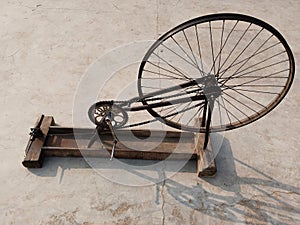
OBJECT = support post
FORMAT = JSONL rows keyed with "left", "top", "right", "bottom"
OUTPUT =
{"left": 195, "top": 133, "right": 217, "bottom": 177}
{"left": 22, "top": 115, "right": 55, "bottom": 168}
{"left": 195, "top": 99, "right": 217, "bottom": 177}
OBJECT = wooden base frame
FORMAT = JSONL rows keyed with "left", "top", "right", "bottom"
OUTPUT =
{"left": 22, "top": 115, "right": 217, "bottom": 177}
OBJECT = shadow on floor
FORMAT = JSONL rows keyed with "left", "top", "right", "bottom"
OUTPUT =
{"left": 162, "top": 137, "right": 300, "bottom": 224}
{"left": 27, "top": 135, "right": 300, "bottom": 224}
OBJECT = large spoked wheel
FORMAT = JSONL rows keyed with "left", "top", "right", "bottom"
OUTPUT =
{"left": 138, "top": 13, "right": 295, "bottom": 132}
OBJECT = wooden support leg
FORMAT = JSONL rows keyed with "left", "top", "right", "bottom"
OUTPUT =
{"left": 195, "top": 133, "right": 217, "bottom": 177}
{"left": 194, "top": 113, "right": 217, "bottom": 177}
{"left": 22, "top": 115, "right": 55, "bottom": 168}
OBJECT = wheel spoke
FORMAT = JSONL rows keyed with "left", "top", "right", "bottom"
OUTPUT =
{"left": 218, "top": 22, "right": 251, "bottom": 75}
{"left": 147, "top": 61, "right": 190, "bottom": 80}
{"left": 222, "top": 96, "right": 250, "bottom": 119}
{"left": 160, "top": 43, "right": 204, "bottom": 74}
{"left": 211, "top": 20, "right": 239, "bottom": 75}
{"left": 216, "top": 20, "right": 225, "bottom": 76}
{"left": 218, "top": 37, "right": 279, "bottom": 76}
{"left": 175, "top": 100, "right": 195, "bottom": 123}
{"left": 219, "top": 26, "right": 264, "bottom": 79}
{"left": 216, "top": 97, "right": 232, "bottom": 124}
{"left": 186, "top": 104, "right": 204, "bottom": 126}
{"left": 221, "top": 68, "right": 290, "bottom": 87}
{"left": 195, "top": 25, "right": 205, "bottom": 76}
{"left": 162, "top": 101, "right": 205, "bottom": 120}
{"left": 216, "top": 97, "right": 241, "bottom": 123}
{"left": 152, "top": 52, "right": 192, "bottom": 81}
{"left": 143, "top": 68, "right": 187, "bottom": 81}
{"left": 229, "top": 59, "right": 288, "bottom": 81}
{"left": 223, "top": 86, "right": 267, "bottom": 109}
{"left": 182, "top": 30, "right": 203, "bottom": 76}
{"left": 233, "top": 88, "right": 280, "bottom": 95}
{"left": 171, "top": 36, "right": 199, "bottom": 69}
{"left": 209, "top": 21, "right": 216, "bottom": 75}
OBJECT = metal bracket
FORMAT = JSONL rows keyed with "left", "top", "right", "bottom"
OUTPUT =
{"left": 29, "top": 114, "right": 44, "bottom": 141}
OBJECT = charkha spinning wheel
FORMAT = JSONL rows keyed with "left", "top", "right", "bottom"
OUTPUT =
{"left": 23, "top": 13, "right": 295, "bottom": 176}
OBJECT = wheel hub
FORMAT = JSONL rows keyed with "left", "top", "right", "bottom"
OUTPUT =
{"left": 202, "top": 75, "right": 222, "bottom": 99}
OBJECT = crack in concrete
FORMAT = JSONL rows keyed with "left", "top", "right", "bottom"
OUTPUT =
{"left": 16, "top": 1, "right": 96, "bottom": 13}
{"left": 111, "top": 2, "right": 121, "bottom": 11}
{"left": 268, "top": 190, "right": 300, "bottom": 196}
{"left": 156, "top": 0, "right": 159, "bottom": 38}
{"left": 161, "top": 178, "right": 166, "bottom": 225}
{"left": 159, "top": 162, "right": 166, "bottom": 225}
{"left": 4, "top": 49, "right": 21, "bottom": 58}
{"left": 34, "top": 7, "right": 96, "bottom": 13}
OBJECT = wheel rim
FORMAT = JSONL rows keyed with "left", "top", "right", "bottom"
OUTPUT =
{"left": 138, "top": 13, "right": 295, "bottom": 132}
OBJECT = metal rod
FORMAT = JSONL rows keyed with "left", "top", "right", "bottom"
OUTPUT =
{"left": 128, "top": 75, "right": 216, "bottom": 105}
{"left": 110, "top": 140, "right": 117, "bottom": 160}
{"left": 203, "top": 99, "right": 215, "bottom": 150}
{"left": 124, "top": 94, "right": 206, "bottom": 112}
{"left": 201, "top": 99, "right": 208, "bottom": 127}
{"left": 105, "top": 111, "right": 119, "bottom": 160}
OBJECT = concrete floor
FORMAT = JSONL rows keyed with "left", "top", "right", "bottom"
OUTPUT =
{"left": 1, "top": 0, "right": 300, "bottom": 224}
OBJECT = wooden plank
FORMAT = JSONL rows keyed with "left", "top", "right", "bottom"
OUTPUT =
{"left": 43, "top": 128, "right": 197, "bottom": 160}
{"left": 195, "top": 133, "right": 217, "bottom": 177}
{"left": 22, "top": 116, "right": 55, "bottom": 168}
{"left": 48, "top": 126, "right": 193, "bottom": 138}
{"left": 42, "top": 146, "right": 197, "bottom": 160}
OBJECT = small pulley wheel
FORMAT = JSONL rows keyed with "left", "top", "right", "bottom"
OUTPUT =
{"left": 88, "top": 101, "right": 128, "bottom": 128}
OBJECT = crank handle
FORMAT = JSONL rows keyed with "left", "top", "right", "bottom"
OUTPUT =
{"left": 110, "top": 140, "right": 118, "bottom": 160}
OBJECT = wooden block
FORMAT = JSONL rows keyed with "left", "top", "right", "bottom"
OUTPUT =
{"left": 195, "top": 133, "right": 217, "bottom": 177}
{"left": 43, "top": 128, "right": 197, "bottom": 161}
{"left": 22, "top": 115, "right": 55, "bottom": 168}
